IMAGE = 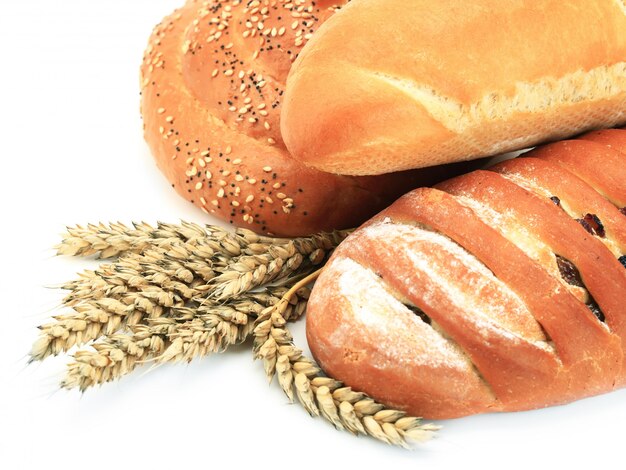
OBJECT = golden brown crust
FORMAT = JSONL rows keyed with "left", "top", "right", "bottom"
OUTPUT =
{"left": 282, "top": 0, "right": 626, "bottom": 175}
{"left": 307, "top": 129, "right": 626, "bottom": 419}
{"left": 527, "top": 140, "right": 626, "bottom": 207}
{"left": 140, "top": 0, "right": 468, "bottom": 236}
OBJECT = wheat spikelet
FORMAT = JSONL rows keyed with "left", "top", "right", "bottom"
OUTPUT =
{"left": 55, "top": 221, "right": 234, "bottom": 259}
{"left": 252, "top": 272, "right": 439, "bottom": 448}
{"left": 61, "top": 314, "right": 247, "bottom": 391}
{"left": 58, "top": 285, "right": 308, "bottom": 390}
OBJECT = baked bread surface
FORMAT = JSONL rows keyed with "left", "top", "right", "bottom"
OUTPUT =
{"left": 306, "top": 128, "right": 626, "bottom": 419}
{"left": 140, "top": 0, "right": 460, "bottom": 236}
{"left": 282, "top": 0, "right": 626, "bottom": 175}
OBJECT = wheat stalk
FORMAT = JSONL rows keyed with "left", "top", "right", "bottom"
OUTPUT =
{"left": 252, "top": 272, "right": 439, "bottom": 447}
{"left": 60, "top": 286, "right": 308, "bottom": 390}
{"left": 55, "top": 221, "right": 232, "bottom": 258}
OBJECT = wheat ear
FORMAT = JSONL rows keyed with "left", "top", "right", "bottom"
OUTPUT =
{"left": 34, "top": 225, "right": 345, "bottom": 360}
{"left": 57, "top": 280, "right": 310, "bottom": 390}
{"left": 253, "top": 271, "right": 439, "bottom": 448}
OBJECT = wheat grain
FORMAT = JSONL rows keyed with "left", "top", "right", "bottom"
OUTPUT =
{"left": 58, "top": 285, "right": 309, "bottom": 389}
{"left": 56, "top": 221, "right": 231, "bottom": 259}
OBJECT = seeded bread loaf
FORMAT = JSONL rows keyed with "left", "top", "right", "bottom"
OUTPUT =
{"left": 281, "top": 0, "right": 626, "bottom": 175}
{"left": 306, "top": 127, "right": 626, "bottom": 419}
{"left": 140, "top": 0, "right": 470, "bottom": 237}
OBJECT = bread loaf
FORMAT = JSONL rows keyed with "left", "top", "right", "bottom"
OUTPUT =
{"left": 140, "top": 0, "right": 469, "bottom": 237}
{"left": 281, "top": 0, "right": 626, "bottom": 175}
{"left": 306, "top": 127, "right": 626, "bottom": 419}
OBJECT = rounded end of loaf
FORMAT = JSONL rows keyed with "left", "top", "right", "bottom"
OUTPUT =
{"left": 306, "top": 247, "right": 500, "bottom": 420}
{"left": 282, "top": 60, "right": 456, "bottom": 176}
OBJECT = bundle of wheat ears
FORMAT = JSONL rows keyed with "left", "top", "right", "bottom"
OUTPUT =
{"left": 29, "top": 221, "right": 438, "bottom": 448}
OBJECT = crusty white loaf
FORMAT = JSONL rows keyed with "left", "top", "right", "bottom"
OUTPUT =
{"left": 306, "top": 128, "right": 626, "bottom": 419}
{"left": 281, "top": 0, "right": 626, "bottom": 175}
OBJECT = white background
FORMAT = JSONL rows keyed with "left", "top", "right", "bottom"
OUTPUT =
{"left": 1, "top": 1, "right": 624, "bottom": 468}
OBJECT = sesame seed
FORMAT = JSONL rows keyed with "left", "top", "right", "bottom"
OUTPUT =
{"left": 263, "top": 166, "right": 272, "bottom": 172}
{"left": 205, "top": 171, "right": 212, "bottom": 179}
{"left": 265, "top": 196, "right": 274, "bottom": 204}
{"left": 157, "top": 107, "right": 166, "bottom": 114}
{"left": 267, "top": 137, "right": 276, "bottom": 144}
{"left": 195, "top": 182, "right": 203, "bottom": 190}
{"left": 224, "top": 69, "right": 234, "bottom": 76}
{"left": 232, "top": 201, "right": 240, "bottom": 207}
{"left": 222, "top": 170, "right": 231, "bottom": 177}
{"left": 200, "top": 197, "right": 207, "bottom": 205}
{"left": 166, "top": 116, "right": 174, "bottom": 123}
{"left": 248, "top": 178, "right": 257, "bottom": 184}
{"left": 212, "top": 69, "right": 219, "bottom": 77}
{"left": 246, "top": 195, "right": 255, "bottom": 203}
{"left": 211, "top": 199, "right": 219, "bottom": 206}
{"left": 217, "top": 188, "right": 225, "bottom": 198}
{"left": 235, "top": 174, "right": 244, "bottom": 182}
{"left": 233, "top": 158, "right": 242, "bottom": 165}
{"left": 272, "top": 182, "right": 281, "bottom": 189}
{"left": 225, "top": 146, "right": 232, "bottom": 154}
{"left": 198, "top": 158, "right": 206, "bottom": 168}
{"left": 264, "top": 121, "right": 271, "bottom": 130}
{"left": 201, "top": 150, "right": 210, "bottom": 157}
{"left": 277, "top": 193, "right": 287, "bottom": 199}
